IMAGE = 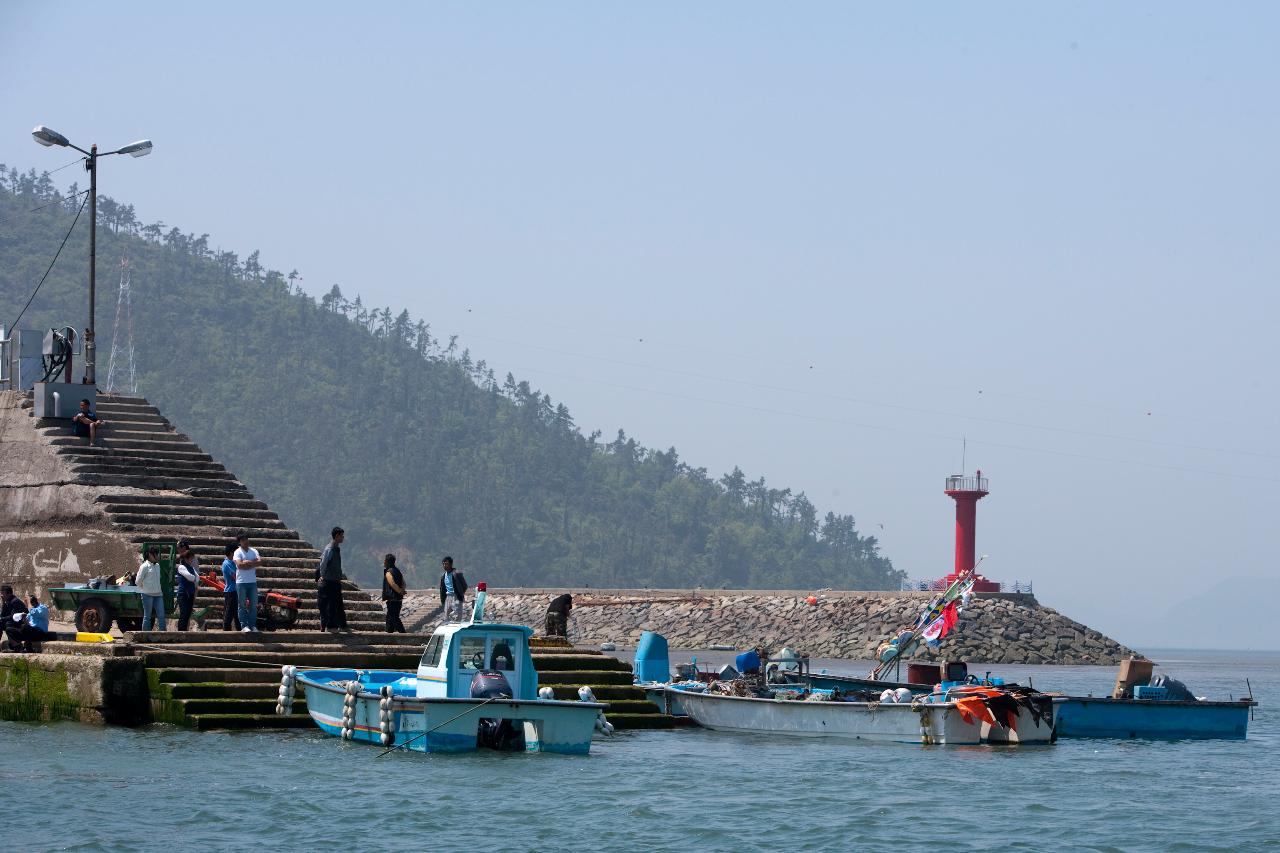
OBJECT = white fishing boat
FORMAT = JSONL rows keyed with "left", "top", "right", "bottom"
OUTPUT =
{"left": 672, "top": 687, "right": 983, "bottom": 745}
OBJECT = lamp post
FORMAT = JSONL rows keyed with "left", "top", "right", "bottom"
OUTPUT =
{"left": 32, "top": 125, "right": 152, "bottom": 386}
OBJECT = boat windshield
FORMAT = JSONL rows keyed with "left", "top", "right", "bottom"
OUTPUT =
{"left": 458, "top": 634, "right": 487, "bottom": 670}
{"left": 421, "top": 635, "right": 444, "bottom": 667}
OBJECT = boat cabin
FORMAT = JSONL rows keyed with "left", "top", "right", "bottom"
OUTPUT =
{"left": 415, "top": 621, "right": 539, "bottom": 700}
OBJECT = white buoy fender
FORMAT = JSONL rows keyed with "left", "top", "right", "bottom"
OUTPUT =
{"left": 538, "top": 687, "right": 554, "bottom": 700}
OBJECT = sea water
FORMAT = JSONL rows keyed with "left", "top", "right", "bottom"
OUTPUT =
{"left": 8, "top": 648, "right": 1277, "bottom": 852}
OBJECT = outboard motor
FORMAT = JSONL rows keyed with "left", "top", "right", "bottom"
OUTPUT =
{"left": 470, "top": 669, "right": 513, "bottom": 699}
{"left": 471, "top": 670, "right": 522, "bottom": 750}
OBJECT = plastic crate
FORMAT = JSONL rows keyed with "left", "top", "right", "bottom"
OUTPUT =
{"left": 1133, "top": 685, "right": 1168, "bottom": 700}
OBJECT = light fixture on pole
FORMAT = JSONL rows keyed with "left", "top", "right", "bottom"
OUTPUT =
{"left": 31, "top": 125, "right": 153, "bottom": 386}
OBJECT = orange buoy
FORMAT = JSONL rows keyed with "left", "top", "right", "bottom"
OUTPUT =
{"left": 805, "top": 595, "right": 818, "bottom": 606}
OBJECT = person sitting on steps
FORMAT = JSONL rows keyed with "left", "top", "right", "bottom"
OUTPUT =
{"left": 71, "top": 398, "right": 106, "bottom": 446}
{"left": 6, "top": 596, "right": 56, "bottom": 652}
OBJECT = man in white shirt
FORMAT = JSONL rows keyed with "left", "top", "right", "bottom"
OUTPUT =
{"left": 233, "top": 532, "right": 262, "bottom": 633}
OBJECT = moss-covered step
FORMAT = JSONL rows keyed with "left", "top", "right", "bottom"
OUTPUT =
{"left": 191, "top": 712, "right": 315, "bottom": 731}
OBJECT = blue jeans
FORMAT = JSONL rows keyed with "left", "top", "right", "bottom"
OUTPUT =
{"left": 237, "top": 582, "right": 258, "bottom": 630}
{"left": 141, "top": 594, "right": 166, "bottom": 630}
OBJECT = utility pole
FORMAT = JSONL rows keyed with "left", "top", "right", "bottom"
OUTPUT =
{"left": 87, "top": 144, "right": 98, "bottom": 384}
{"left": 31, "top": 126, "right": 152, "bottom": 386}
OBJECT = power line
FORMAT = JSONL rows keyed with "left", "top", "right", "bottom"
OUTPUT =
{"left": 0, "top": 189, "right": 89, "bottom": 226}
{"left": 4, "top": 192, "right": 89, "bottom": 332}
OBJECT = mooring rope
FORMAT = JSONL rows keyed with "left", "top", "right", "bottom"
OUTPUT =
{"left": 374, "top": 697, "right": 499, "bottom": 758}
{"left": 129, "top": 642, "right": 387, "bottom": 672}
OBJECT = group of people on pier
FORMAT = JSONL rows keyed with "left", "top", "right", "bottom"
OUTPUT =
{"left": 131, "top": 527, "right": 473, "bottom": 635}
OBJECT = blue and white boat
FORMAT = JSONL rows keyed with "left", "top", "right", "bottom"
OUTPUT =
{"left": 286, "top": 586, "right": 608, "bottom": 754}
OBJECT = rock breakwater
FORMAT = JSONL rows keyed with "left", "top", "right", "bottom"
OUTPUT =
{"left": 404, "top": 587, "right": 1137, "bottom": 665}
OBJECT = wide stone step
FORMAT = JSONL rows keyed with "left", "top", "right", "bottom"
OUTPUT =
{"left": 135, "top": 535, "right": 315, "bottom": 554}
{"left": 536, "top": 669, "right": 635, "bottom": 686}
{"left": 58, "top": 446, "right": 215, "bottom": 462}
{"left": 172, "top": 697, "right": 309, "bottom": 715}
{"left": 35, "top": 412, "right": 170, "bottom": 429}
{"left": 194, "top": 591, "right": 381, "bottom": 610}
{"left": 69, "top": 455, "right": 228, "bottom": 473}
{"left": 530, "top": 654, "right": 633, "bottom": 672}
{"left": 38, "top": 418, "right": 173, "bottom": 434}
{"left": 150, "top": 667, "right": 280, "bottom": 684}
{"left": 134, "top": 631, "right": 433, "bottom": 646}
{"left": 191, "top": 713, "right": 316, "bottom": 730}
{"left": 94, "top": 400, "right": 160, "bottom": 415}
{"left": 600, "top": 699, "right": 663, "bottom": 715}
{"left": 76, "top": 473, "right": 248, "bottom": 492}
{"left": 101, "top": 494, "right": 268, "bottom": 510}
{"left": 92, "top": 430, "right": 193, "bottom": 444}
{"left": 123, "top": 525, "right": 299, "bottom": 541}
{"left": 164, "top": 682, "right": 284, "bottom": 699}
{"left": 605, "top": 712, "right": 682, "bottom": 730}
{"left": 72, "top": 462, "right": 233, "bottom": 479}
{"left": 106, "top": 512, "right": 287, "bottom": 529}
{"left": 139, "top": 650, "right": 423, "bottom": 668}
{"left": 101, "top": 504, "right": 280, "bottom": 521}
{"left": 188, "top": 556, "right": 323, "bottom": 572}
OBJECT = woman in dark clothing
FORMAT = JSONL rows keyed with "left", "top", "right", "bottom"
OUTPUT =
{"left": 382, "top": 554, "right": 407, "bottom": 633}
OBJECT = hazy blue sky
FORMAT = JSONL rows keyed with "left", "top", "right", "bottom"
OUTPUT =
{"left": 4, "top": 2, "right": 1277, "bottom": 648}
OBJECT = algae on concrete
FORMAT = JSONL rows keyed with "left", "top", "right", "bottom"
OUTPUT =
{"left": 0, "top": 657, "right": 80, "bottom": 722}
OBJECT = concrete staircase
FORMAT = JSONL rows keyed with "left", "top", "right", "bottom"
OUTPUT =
{"left": 135, "top": 632, "right": 679, "bottom": 730}
{"left": 32, "top": 392, "right": 386, "bottom": 631}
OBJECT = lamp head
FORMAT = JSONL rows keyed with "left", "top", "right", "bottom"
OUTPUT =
{"left": 32, "top": 125, "right": 70, "bottom": 147}
{"left": 116, "top": 139, "right": 153, "bottom": 158}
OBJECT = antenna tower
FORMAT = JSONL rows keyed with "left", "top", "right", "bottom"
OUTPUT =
{"left": 105, "top": 256, "right": 136, "bottom": 394}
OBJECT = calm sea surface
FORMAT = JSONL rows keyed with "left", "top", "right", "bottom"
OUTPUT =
{"left": 8, "top": 648, "right": 1277, "bottom": 852}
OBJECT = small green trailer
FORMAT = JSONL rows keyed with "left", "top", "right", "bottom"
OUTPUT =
{"left": 47, "top": 541, "right": 205, "bottom": 633}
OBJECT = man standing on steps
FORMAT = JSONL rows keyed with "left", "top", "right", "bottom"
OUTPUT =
{"left": 233, "top": 532, "right": 261, "bottom": 633}
{"left": 220, "top": 542, "right": 240, "bottom": 631}
{"left": 439, "top": 556, "right": 467, "bottom": 622}
{"left": 316, "top": 527, "right": 350, "bottom": 633}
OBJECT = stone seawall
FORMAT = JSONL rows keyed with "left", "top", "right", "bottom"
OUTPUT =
{"left": 403, "top": 587, "right": 1137, "bottom": 666}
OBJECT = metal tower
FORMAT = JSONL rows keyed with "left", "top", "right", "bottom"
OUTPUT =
{"left": 105, "top": 256, "right": 136, "bottom": 394}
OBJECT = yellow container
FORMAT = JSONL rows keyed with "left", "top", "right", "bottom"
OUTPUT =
{"left": 75, "top": 632, "right": 114, "bottom": 644}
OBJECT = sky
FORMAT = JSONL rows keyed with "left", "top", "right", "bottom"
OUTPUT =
{"left": 3, "top": 2, "right": 1278, "bottom": 649}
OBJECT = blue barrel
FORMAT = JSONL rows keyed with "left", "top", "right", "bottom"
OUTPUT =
{"left": 634, "top": 631, "right": 671, "bottom": 683}
{"left": 735, "top": 649, "right": 761, "bottom": 674}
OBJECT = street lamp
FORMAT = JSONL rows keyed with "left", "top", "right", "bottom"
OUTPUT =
{"left": 31, "top": 125, "right": 152, "bottom": 386}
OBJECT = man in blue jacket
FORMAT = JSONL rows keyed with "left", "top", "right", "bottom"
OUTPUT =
{"left": 439, "top": 557, "right": 468, "bottom": 622}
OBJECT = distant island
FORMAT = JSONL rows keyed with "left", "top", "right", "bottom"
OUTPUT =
{"left": 0, "top": 165, "right": 900, "bottom": 591}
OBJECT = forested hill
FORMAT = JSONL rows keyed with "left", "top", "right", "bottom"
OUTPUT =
{"left": 0, "top": 166, "right": 902, "bottom": 590}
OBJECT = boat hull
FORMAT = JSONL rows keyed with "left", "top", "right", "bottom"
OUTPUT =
{"left": 1054, "top": 697, "right": 1253, "bottom": 740}
{"left": 674, "top": 688, "right": 982, "bottom": 745}
{"left": 297, "top": 670, "right": 605, "bottom": 754}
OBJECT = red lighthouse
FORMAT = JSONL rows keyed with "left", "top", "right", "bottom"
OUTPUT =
{"left": 942, "top": 470, "right": 1000, "bottom": 592}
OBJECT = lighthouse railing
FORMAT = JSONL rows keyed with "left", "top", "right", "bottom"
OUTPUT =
{"left": 945, "top": 475, "right": 988, "bottom": 492}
